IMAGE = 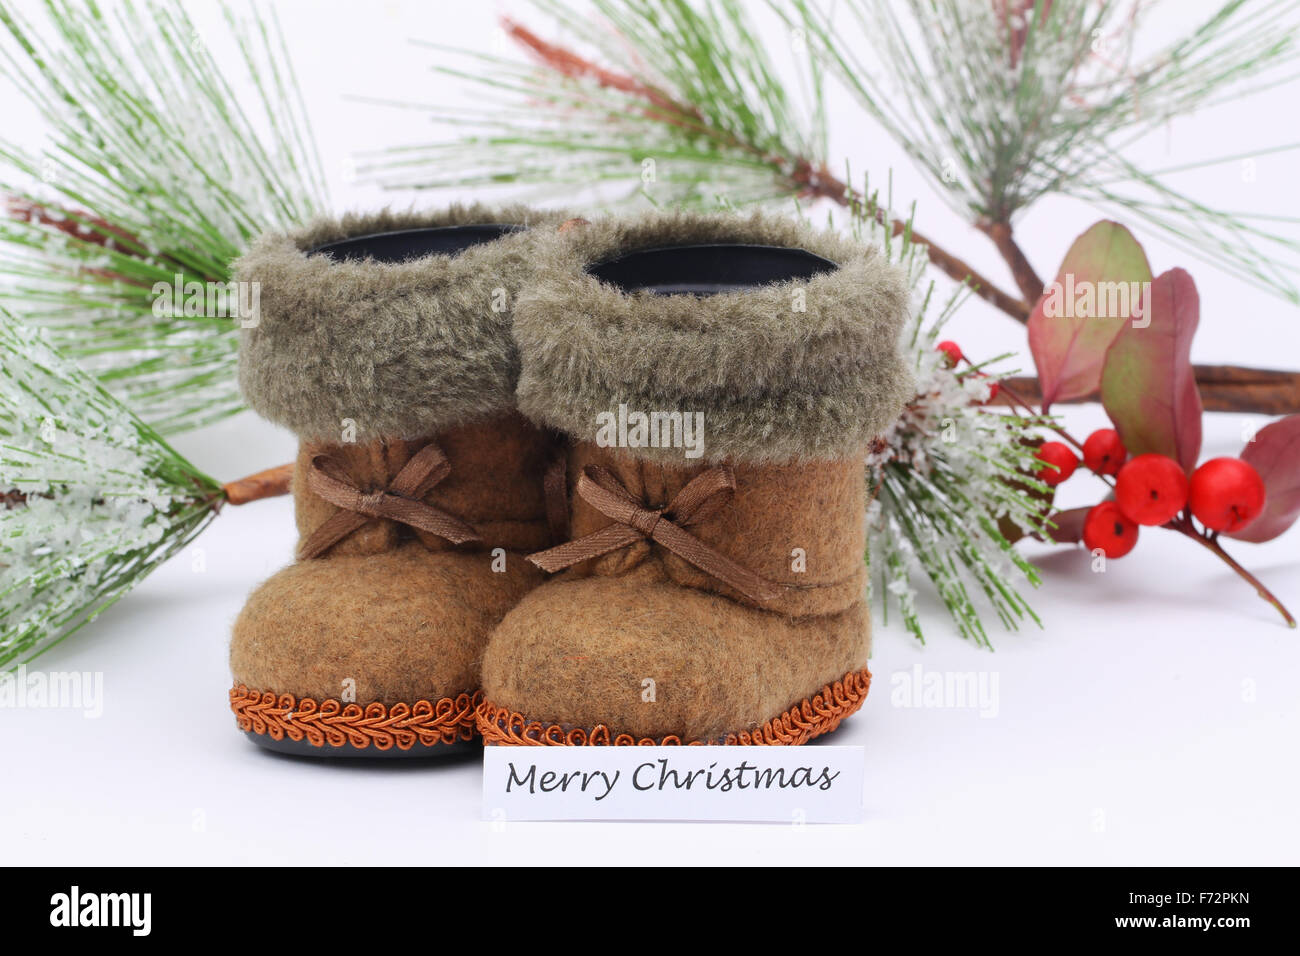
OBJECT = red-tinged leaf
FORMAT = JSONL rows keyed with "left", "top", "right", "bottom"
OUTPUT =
{"left": 1228, "top": 414, "right": 1300, "bottom": 543}
{"left": 1099, "top": 268, "right": 1203, "bottom": 473}
{"left": 1038, "top": 507, "right": 1090, "bottom": 544}
{"left": 1028, "top": 221, "right": 1153, "bottom": 410}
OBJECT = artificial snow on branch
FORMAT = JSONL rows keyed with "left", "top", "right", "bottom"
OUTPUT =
{"left": 0, "top": 308, "right": 222, "bottom": 667}
{"left": 852, "top": 198, "right": 1052, "bottom": 645}
{"left": 789, "top": 0, "right": 1300, "bottom": 302}
{"left": 0, "top": 0, "right": 327, "bottom": 434}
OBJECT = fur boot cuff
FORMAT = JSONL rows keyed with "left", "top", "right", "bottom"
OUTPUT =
{"left": 236, "top": 205, "right": 568, "bottom": 443}
{"left": 513, "top": 210, "right": 914, "bottom": 464}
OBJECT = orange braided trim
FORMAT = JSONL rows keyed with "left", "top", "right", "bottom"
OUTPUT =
{"left": 477, "top": 668, "right": 870, "bottom": 747}
{"left": 229, "top": 684, "right": 481, "bottom": 751}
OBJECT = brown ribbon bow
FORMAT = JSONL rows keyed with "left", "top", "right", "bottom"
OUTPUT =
{"left": 297, "top": 442, "right": 481, "bottom": 560}
{"left": 527, "top": 464, "right": 783, "bottom": 605}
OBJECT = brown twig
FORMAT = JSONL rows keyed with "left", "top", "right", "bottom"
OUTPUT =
{"left": 222, "top": 463, "right": 293, "bottom": 505}
{"left": 790, "top": 162, "right": 1033, "bottom": 321}
{"left": 503, "top": 20, "right": 682, "bottom": 114}
{"left": 1, "top": 488, "right": 32, "bottom": 509}
{"left": 1173, "top": 515, "right": 1296, "bottom": 628}
{"left": 6, "top": 196, "right": 138, "bottom": 251}
{"left": 976, "top": 218, "right": 1046, "bottom": 304}
{"left": 1000, "top": 365, "right": 1300, "bottom": 415}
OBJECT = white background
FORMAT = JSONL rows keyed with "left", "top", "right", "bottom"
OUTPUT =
{"left": 2, "top": 0, "right": 1298, "bottom": 864}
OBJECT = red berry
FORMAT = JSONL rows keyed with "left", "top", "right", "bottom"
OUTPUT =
{"left": 1082, "top": 428, "right": 1127, "bottom": 476}
{"left": 985, "top": 379, "right": 1001, "bottom": 402}
{"left": 1115, "top": 453, "right": 1189, "bottom": 526}
{"left": 936, "top": 340, "right": 963, "bottom": 366}
{"left": 1035, "top": 441, "right": 1078, "bottom": 486}
{"left": 1082, "top": 501, "right": 1139, "bottom": 558}
{"left": 1188, "top": 457, "right": 1266, "bottom": 533}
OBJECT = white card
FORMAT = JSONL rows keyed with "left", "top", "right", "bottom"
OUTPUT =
{"left": 483, "top": 745, "right": 864, "bottom": 823}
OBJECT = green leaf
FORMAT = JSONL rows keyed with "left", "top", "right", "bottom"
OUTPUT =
{"left": 1027, "top": 220, "right": 1153, "bottom": 410}
{"left": 1099, "top": 268, "right": 1203, "bottom": 473}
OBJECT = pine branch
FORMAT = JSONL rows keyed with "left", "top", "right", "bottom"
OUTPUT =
{"left": 793, "top": 162, "right": 1032, "bottom": 321}
{"left": 849, "top": 199, "right": 1049, "bottom": 646}
{"left": 789, "top": 0, "right": 1300, "bottom": 303}
{"left": 0, "top": 307, "right": 222, "bottom": 668}
{"left": 0, "top": 0, "right": 327, "bottom": 434}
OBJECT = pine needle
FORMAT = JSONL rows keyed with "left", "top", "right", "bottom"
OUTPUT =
{"left": 854, "top": 191, "right": 1050, "bottom": 645}
{"left": 356, "top": 0, "right": 830, "bottom": 208}
{"left": 0, "top": 307, "right": 221, "bottom": 668}
{"left": 0, "top": 0, "right": 327, "bottom": 433}
{"left": 789, "top": 0, "right": 1300, "bottom": 302}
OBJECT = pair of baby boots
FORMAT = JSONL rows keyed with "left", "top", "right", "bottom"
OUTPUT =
{"left": 228, "top": 205, "right": 911, "bottom": 756}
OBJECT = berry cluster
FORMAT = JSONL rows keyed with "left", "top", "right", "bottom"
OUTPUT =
{"left": 935, "top": 339, "right": 1292, "bottom": 629}
{"left": 1031, "top": 430, "right": 1268, "bottom": 558}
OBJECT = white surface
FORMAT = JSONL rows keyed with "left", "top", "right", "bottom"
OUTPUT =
{"left": 2, "top": 0, "right": 1298, "bottom": 864}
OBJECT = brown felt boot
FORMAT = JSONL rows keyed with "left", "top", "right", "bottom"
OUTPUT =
{"left": 478, "top": 211, "right": 913, "bottom": 746}
{"left": 227, "top": 206, "right": 567, "bottom": 757}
